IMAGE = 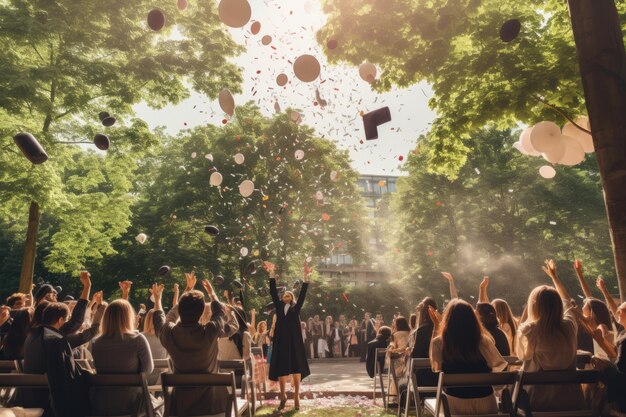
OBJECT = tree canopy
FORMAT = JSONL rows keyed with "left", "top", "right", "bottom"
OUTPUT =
{"left": 0, "top": 0, "right": 243, "bottom": 277}
{"left": 318, "top": 0, "right": 626, "bottom": 176}
{"left": 383, "top": 128, "right": 615, "bottom": 310}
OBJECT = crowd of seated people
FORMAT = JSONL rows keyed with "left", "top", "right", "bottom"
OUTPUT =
{"left": 1, "top": 257, "right": 626, "bottom": 416}
{"left": 363, "top": 259, "right": 626, "bottom": 417}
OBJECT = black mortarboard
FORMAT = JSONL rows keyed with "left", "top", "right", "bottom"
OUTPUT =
{"left": 363, "top": 107, "right": 391, "bottom": 140}
{"left": 14, "top": 132, "right": 48, "bottom": 164}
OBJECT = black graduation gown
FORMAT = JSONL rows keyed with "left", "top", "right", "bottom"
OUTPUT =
{"left": 268, "top": 278, "right": 310, "bottom": 381}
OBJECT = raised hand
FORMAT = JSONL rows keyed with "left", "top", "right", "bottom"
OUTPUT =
{"left": 479, "top": 276, "right": 490, "bottom": 303}
{"left": 480, "top": 276, "right": 489, "bottom": 290}
{"left": 441, "top": 272, "right": 454, "bottom": 282}
{"left": 542, "top": 259, "right": 557, "bottom": 279}
{"left": 92, "top": 290, "right": 103, "bottom": 305}
{"left": 202, "top": 279, "right": 215, "bottom": 299}
{"left": 596, "top": 276, "right": 607, "bottom": 292}
{"left": 150, "top": 283, "right": 165, "bottom": 309}
{"left": 80, "top": 271, "right": 92, "bottom": 288}
{"left": 428, "top": 306, "right": 442, "bottom": 332}
{"left": 303, "top": 260, "right": 313, "bottom": 282}
{"left": 184, "top": 272, "right": 197, "bottom": 292}
{"left": 574, "top": 259, "right": 583, "bottom": 275}
{"left": 441, "top": 272, "right": 458, "bottom": 299}
{"left": 118, "top": 280, "right": 132, "bottom": 300}
{"left": 0, "top": 306, "right": 10, "bottom": 325}
{"left": 263, "top": 261, "right": 276, "bottom": 276}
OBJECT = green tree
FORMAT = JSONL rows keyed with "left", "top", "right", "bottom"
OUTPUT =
{"left": 0, "top": 0, "right": 243, "bottom": 290}
{"left": 384, "top": 129, "right": 615, "bottom": 310}
{"left": 96, "top": 104, "right": 367, "bottom": 309}
{"left": 318, "top": 0, "right": 625, "bottom": 175}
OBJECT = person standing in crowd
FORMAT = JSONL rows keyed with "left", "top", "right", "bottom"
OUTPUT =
{"left": 347, "top": 318, "right": 360, "bottom": 357}
{"left": 91, "top": 299, "right": 156, "bottom": 416}
{"left": 142, "top": 309, "right": 168, "bottom": 360}
{"left": 311, "top": 314, "right": 322, "bottom": 358}
{"left": 324, "top": 315, "right": 334, "bottom": 358}
{"left": 268, "top": 261, "right": 311, "bottom": 410}
{"left": 153, "top": 273, "right": 239, "bottom": 417}
{"left": 306, "top": 317, "right": 315, "bottom": 358}
{"left": 360, "top": 312, "right": 376, "bottom": 362}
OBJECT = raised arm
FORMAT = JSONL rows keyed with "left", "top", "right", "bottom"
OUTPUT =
{"left": 172, "top": 283, "right": 179, "bottom": 307}
{"left": 543, "top": 260, "right": 617, "bottom": 358}
{"left": 61, "top": 271, "right": 91, "bottom": 335}
{"left": 479, "top": 276, "right": 490, "bottom": 303}
{"left": 295, "top": 261, "right": 312, "bottom": 313}
{"left": 249, "top": 309, "right": 257, "bottom": 336}
{"left": 573, "top": 259, "right": 593, "bottom": 299}
{"left": 441, "top": 272, "right": 458, "bottom": 299}
{"left": 596, "top": 276, "right": 619, "bottom": 319}
{"left": 119, "top": 280, "right": 132, "bottom": 301}
{"left": 269, "top": 277, "right": 280, "bottom": 309}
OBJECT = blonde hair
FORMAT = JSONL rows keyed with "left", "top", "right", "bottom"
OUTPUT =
{"left": 526, "top": 285, "right": 568, "bottom": 345}
{"left": 282, "top": 290, "right": 295, "bottom": 305}
{"left": 101, "top": 299, "right": 136, "bottom": 339}
{"left": 143, "top": 309, "right": 156, "bottom": 336}
{"left": 257, "top": 320, "right": 267, "bottom": 333}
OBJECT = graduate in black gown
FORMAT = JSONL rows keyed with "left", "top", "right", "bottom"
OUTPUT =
{"left": 267, "top": 261, "right": 311, "bottom": 410}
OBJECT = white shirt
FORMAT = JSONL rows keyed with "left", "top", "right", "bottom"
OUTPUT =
{"left": 284, "top": 304, "right": 290, "bottom": 316}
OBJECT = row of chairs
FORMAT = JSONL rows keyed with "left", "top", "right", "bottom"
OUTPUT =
{"left": 373, "top": 350, "right": 601, "bottom": 417}
{"left": 0, "top": 358, "right": 257, "bottom": 417}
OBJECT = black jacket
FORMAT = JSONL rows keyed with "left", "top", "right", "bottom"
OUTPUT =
{"left": 366, "top": 338, "right": 389, "bottom": 378}
{"left": 268, "top": 278, "right": 310, "bottom": 381}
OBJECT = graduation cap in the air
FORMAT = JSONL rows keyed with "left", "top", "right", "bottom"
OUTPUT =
{"left": 233, "top": 280, "right": 244, "bottom": 289}
{"left": 500, "top": 19, "right": 521, "bottom": 42}
{"left": 204, "top": 225, "right": 220, "bottom": 236}
{"left": 363, "top": 107, "right": 391, "bottom": 140}
{"left": 94, "top": 134, "right": 110, "bottom": 150}
{"left": 14, "top": 132, "right": 48, "bottom": 164}
{"left": 264, "top": 301, "right": 275, "bottom": 312}
{"left": 244, "top": 260, "right": 258, "bottom": 275}
{"left": 98, "top": 112, "right": 116, "bottom": 127}
{"left": 157, "top": 265, "right": 171, "bottom": 276}
{"left": 147, "top": 9, "right": 166, "bottom": 31}
{"left": 215, "top": 275, "right": 225, "bottom": 285}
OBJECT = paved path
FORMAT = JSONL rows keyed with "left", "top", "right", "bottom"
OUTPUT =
{"left": 265, "top": 358, "right": 377, "bottom": 398}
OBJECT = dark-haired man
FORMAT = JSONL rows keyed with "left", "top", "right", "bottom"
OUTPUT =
{"left": 153, "top": 272, "right": 239, "bottom": 416}
{"left": 14, "top": 272, "right": 103, "bottom": 417}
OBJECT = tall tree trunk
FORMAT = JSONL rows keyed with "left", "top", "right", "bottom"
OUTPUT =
{"left": 19, "top": 201, "right": 40, "bottom": 293}
{"left": 568, "top": 0, "right": 626, "bottom": 301}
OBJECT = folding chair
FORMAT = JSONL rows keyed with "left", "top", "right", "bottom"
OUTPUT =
{"left": 576, "top": 353, "right": 592, "bottom": 369}
{"left": 404, "top": 358, "right": 437, "bottom": 417}
{"left": 249, "top": 348, "right": 266, "bottom": 405}
{"left": 386, "top": 351, "right": 404, "bottom": 409}
{"left": 424, "top": 371, "right": 518, "bottom": 417}
{"left": 85, "top": 372, "right": 160, "bottom": 417}
{"left": 512, "top": 369, "right": 601, "bottom": 417}
{"left": 148, "top": 358, "right": 173, "bottom": 394}
{"left": 161, "top": 372, "right": 250, "bottom": 417}
{"left": 0, "top": 373, "right": 49, "bottom": 411}
{"left": 218, "top": 359, "right": 257, "bottom": 414}
{"left": 373, "top": 348, "right": 388, "bottom": 407}
{"left": 76, "top": 358, "right": 95, "bottom": 371}
{"left": 504, "top": 357, "right": 522, "bottom": 367}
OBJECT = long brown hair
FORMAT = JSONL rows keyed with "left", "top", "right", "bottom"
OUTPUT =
{"left": 440, "top": 299, "right": 486, "bottom": 364}
{"left": 101, "top": 299, "right": 135, "bottom": 339}
{"left": 492, "top": 298, "right": 517, "bottom": 350}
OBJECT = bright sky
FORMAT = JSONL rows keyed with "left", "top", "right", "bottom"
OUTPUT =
{"left": 135, "top": 0, "right": 436, "bottom": 176}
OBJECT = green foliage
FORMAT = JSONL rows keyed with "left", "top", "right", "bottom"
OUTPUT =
{"left": 95, "top": 104, "right": 367, "bottom": 308}
{"left": 318, "top": 0, "right": 626, "bottom": 177}
{"left": 0, "top": 0, "right": 243, "bottom": 291}
{"left": 383, "top": 128, "right": 615, "bottom": 311}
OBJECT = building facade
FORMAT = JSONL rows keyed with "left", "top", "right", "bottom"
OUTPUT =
{"left": 317, "top": 174, "right": 399, "bottom": 287}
